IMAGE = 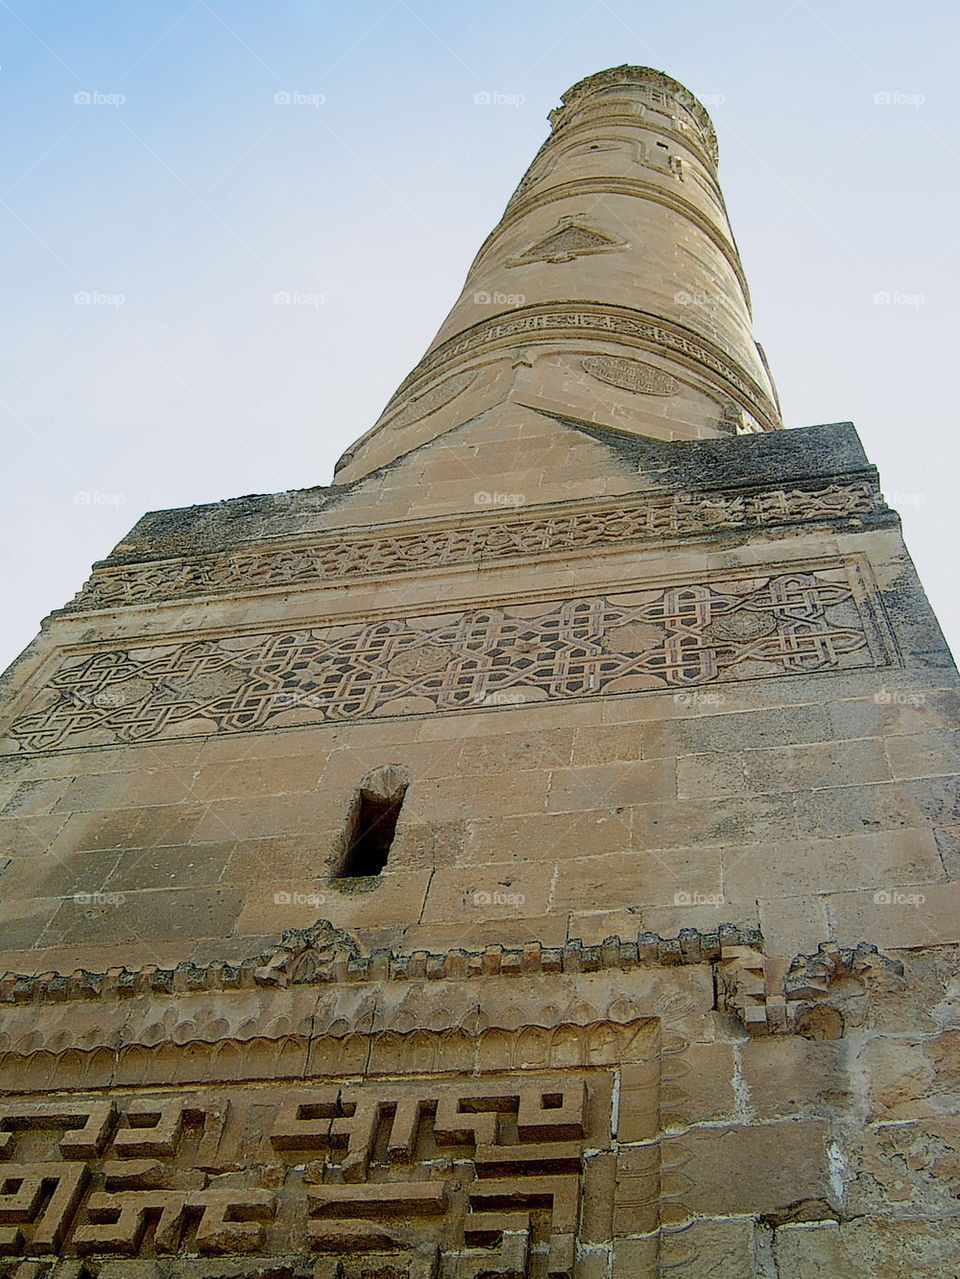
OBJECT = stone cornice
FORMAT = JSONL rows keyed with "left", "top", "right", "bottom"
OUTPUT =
{"left": 0, "top": 921, "right": 906, "bottom": 1044}
{"left": 0, "top": 921, "right": 760, "bottom": 1006}
{"left": 550, "top": 66, "right": 719, "bottom": 164}
{"left": 58, "top": 478, "right": 885, "bottom": 615}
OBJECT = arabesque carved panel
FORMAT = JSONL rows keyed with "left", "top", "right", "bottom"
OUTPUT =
{"left": 6, "top": 566, "right": 887, "bottom": 751}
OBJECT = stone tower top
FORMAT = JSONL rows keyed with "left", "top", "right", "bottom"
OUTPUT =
{"left": 546, "top": 65, "right": 719, "bottom": 164}
{"left": 335, "top": 67, "right": 782, "bottom": 482}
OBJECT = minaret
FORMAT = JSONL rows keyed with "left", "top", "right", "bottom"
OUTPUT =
{"left": 337, "top": 66, "right": 780, "bottom": 482}
{"left": 0, "top": 66, "right": 958, "bottom": 1278}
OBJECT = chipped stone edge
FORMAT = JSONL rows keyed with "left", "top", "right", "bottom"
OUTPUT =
{"left": 0, "top": 922, "right": 905, "bottom": 1037}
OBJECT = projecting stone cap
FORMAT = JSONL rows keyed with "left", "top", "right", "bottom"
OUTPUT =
{"left": 96, "top": 420, "right": 879, "bottom": 573}
{"left": 90, "top": 485, "right": 341, "bottom": 566}
{"left": 548, "top": 65, "right": 719, "bottom": 165}
{"left": 620, "top": 419, "right": 876, "bottom": 488}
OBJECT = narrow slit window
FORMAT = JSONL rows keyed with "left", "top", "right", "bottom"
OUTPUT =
{"left": 341, "top": 784, "right": 407, "bottom": 877}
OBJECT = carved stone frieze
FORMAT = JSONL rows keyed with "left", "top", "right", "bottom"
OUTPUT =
{"left": 582, "top": 354, "right": 680, "bottom": 395}
{"left": 63, "top": 481, "right": 881, "bottom": 614}
{"left": 718, "top": 941, "right": 906, "bottom": 1037}
{"left": 0, "top": 926, "right": 913, "bottom": 1274}
{"left": 0, "top": 924, "right": 902, "bottom": 1061}
{"left": 0, "top": 920, "right": 753, "bottom": 1008}
{"left": 8, "top": 566, "right": 886, "bottom": 751}
{"left": 382, "top": 302, "right": 779, "bottom": 429}
{"left": 0, "top": 1071, "right": 615, "bottom": 1275}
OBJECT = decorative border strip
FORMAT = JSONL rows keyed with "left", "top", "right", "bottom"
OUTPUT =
{"left": 64, "top": 480, "right": 882, "bottom": 613}
{"left": 377, "top": 302, "right": 780, "bottom": 431}
{"left": 10, "top": 565, "right": 885, "bottom": 750}
{"left": 0, "top": 921, "right": 906, "bottom": 1046}
{"left": 0, "top": 922, "right": 755, "bottom": 1005}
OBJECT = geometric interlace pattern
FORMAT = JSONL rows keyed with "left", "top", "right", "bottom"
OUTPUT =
{"left": 7, "top": 572, "right": 874, "bottom": 752}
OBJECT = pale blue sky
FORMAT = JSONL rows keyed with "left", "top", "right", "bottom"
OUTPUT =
{"left": 2, "top": 0, "right": 958, "bottom": 670}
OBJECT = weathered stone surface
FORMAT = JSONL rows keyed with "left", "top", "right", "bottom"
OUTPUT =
{"left": 740, "top": 1036, "right": 851, "bottom": 1118}
{"left": 847, "top": 1115, "right": 960, "bottom": 1215}
{"left": 0, "top": 60, "right": 958, "bottom": 1279}
{"left": 659, "top": 1120, "right": 832, "bottom": 1222}
{"left": 659, "top": 1216, "right": 759, "bottom": 1277}
{"left": 773, "top": 1217, "right": 960, "bottom": 1276}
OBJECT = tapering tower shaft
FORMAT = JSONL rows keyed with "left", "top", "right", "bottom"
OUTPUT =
{"left": 336, "top": 66, "right": 781, "bottom": 483}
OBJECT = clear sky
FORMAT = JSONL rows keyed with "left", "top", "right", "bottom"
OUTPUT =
{"left": 2, "top": 0, "right": 958, "bottom": 672}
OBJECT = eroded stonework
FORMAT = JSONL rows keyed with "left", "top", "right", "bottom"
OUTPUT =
{"left": 64, "top": 482, "right": 881, "bottom": 614}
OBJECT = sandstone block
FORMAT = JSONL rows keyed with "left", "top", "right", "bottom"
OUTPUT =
{"left": 724, "top": 828, "right": 943, "bottom": 902}
{"left": 658, "top": 1216, "right": 758, "bottom": 1278}
{"left": 547, "top": 759, "right": 676, "bottom": 813}
{"left": 824, "top": 880, "right": 960, "bottom": 948}
{"left": 463, "top": 810, "right": 632, "bottom": 864}
{"left": 421, "top": 863, "right": 551, "bottom": 925}
{"left": 552, "top": 846, "right": 722, "bottom": 914}
{"left": 632, "top": 794, "right": 796, "bottom": 849}
{"left": 740, "top": 1036, "right": 850, "bottom": 1119}
{"left": 234, "top": 869, "right": 432, "bottom": 937}
{"left": 659, "top": 1119, "right": 830, "bottom": 1222}
{"left": 773, "top": 1216, "right": 960, "bottom": 1276}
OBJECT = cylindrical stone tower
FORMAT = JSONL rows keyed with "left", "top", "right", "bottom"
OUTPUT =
{"left": 336, "top": 65, "right": 781, "bottom": 482}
